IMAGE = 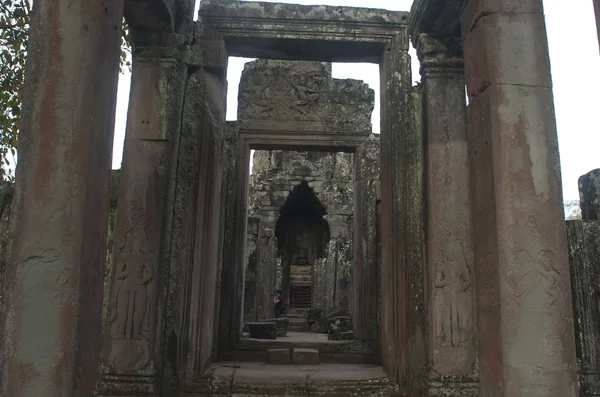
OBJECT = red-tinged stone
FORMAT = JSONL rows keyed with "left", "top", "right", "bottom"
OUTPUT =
{"left": 0, "top": 0, "right": 123, "bottom": 396}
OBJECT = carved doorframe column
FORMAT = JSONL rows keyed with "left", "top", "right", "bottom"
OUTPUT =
{"left": 97, "top": 34, "right": 188, "bottom": 397}
{"left": 380, "top": 32, "right": 426, "bottom": 387}
{"left": 462, "top": 1, "right": 579, "bottom": 395}
{"left": 0, "top": 1, "right": 123, "bottom": 395}
{"left": 353, "top": 136, "right": 380, "bottom": 341}
{"left": 417, "top": 33, "right": 478, "bottom": 393}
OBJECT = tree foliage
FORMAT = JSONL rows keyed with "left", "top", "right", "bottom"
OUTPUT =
{"left": 0, "top": 0, "right": 131, "bottom": 181}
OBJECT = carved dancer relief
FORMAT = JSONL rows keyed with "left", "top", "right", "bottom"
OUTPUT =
{"left": 240, "top": 71, "right": 322, "bottom": 120}
{"left": 506, "top": 249, "right": 561, "bottom": 311}
{"left": 434, "top": 233, "right": 473, "bottom": 347}
{"left": 106, "top": 230, "right": 155, "bottom": 371}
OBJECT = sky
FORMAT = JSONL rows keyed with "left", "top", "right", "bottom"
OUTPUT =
{"left": 110, "top": 0, "right": 600, "bottom": 203}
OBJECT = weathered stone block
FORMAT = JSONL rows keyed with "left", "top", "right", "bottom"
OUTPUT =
{"left": 310, "top": 317, "right": 331, "bottom": 334}
{"left": 579, "top": 169, "right": 600, "bottom": 221}
{"left": 329, "top": 316, "right": 353, "bottom": 334}
{"left": 306, "top": 308, "right": 324, "bottom": 323}
{"left": 247, "top": 322, "right": 277, "bottom": 340}
{"left": 463, "top": 13, "right": 552, "bottom": 97}
{"left": 292, "top": 348, "right": 320, "bottom": 365}
{"left": 260, "top": 317, "right": 289, "bottom": 337}
{"left": 266, "top": 349, "right": 291, "bottom": 364}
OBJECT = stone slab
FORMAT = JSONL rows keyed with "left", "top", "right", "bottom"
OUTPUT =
{"left": 266, "top": 348, "right": 291, "bottom": 365}
{"left": 292, "top": 348, "right": 320, "bottom": 365}
{"left": 247, "top": 322, "right": 277, "bottom": 340}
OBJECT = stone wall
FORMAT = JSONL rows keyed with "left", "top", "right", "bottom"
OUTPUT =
{"left": 568, "top": 168, "right": 600, "bottom": 397}
{"left": 244, "top": 149, "right": 356, "bottom": 321}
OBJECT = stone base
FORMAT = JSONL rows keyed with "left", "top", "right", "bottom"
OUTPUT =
{"left": 96, "top": 373, "right": 156, "bottom": 396}
{"left": 427, "top": 376, "right": 478, "bottom": 397}
{"left": 266, "top": 348, "right": 291, "bottom": 364}
{"left": 292, "top": 348, "right": 320, "bottom": 365}
{"left": 246, "top": 322, "right": 277, "bottom": 340}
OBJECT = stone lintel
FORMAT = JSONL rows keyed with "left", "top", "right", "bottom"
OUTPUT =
{"left": 579, "top": 169, "right": 600, "bottom": 221}
{"left": 197, "top": 1, "right": 409, "bottom": 61}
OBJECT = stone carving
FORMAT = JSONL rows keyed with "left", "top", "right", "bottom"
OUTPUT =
{"left": 106, "top": 233, "right": 155, "bottom": 371}
{"left": 238, "top": 60, "right": 373, "bottom": 128}
{"left": 110, "top": 251, "right": 154, "bottom": 340}
{"left": 434, "top": 234, "right": 473, "bottom": 347}
{"left": 507, "top": 250, "right": 561, "bottom": 310}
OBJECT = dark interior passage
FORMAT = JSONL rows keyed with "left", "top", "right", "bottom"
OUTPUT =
{"left": 275, "top": 182, "right": 330, "bottom": 307}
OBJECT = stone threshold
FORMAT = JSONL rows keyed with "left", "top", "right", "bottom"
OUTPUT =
{"left": 185, "top": 362, "right": 397, "bottom": 396}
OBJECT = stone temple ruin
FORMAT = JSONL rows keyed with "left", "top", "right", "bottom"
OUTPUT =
{"left": 1, "top": 0, "right": 600, "bottom": 396}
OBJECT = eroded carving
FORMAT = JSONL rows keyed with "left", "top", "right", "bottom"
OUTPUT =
{"left": 111, "top": 251, "right": 154, "bottom": 340}
{"left": 238, "top": 60, "right": 373, "bottom": 127}
{"left": 434, "top": 233, "right": 473, "bottom": 347}
{"left": 507, "top": 249, "right": 561, "bottom": 310}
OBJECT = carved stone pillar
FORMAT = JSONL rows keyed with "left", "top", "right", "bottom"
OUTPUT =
{"left": 462, "top": 1, "right": 579, "bottom": 395}
{"left": 97, "top": 38, "right": 187, "bottom": 396}
{"left": 566, "top": 219, "right": 600, "bottom": 397}
{"left": 256, "top": 226, "right": 278, "bottom": 319}
{"left": 579, "top": 169, "right": 600, "bottom": 221}
{"left": 417, "top": 33, "right": 478, "bottom": 393}
{"left": 380, "top": 32, "right": 426, "bottom": 386}
{"left": 169, "top": 32, "right": 228, "bottom": 389}
{"left": 0, "top": 1, "right": 122, "bottom": 395}
{"left": 353, "top": 136, "right": 380, "bottom": 341}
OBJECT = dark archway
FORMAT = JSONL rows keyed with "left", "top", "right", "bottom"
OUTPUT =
{"left": 275, "top": 182, "right": 330, "bottom": 308}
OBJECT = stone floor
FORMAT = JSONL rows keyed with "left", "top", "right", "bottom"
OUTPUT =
{"left": 190, "top": 362, "right": 397, "bottom": 396}
{"left": 227, "top": 332, "right": 378, "bottom": 364}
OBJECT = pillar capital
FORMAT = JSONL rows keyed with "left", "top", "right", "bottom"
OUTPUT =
{"left": 416, "top": 33, "right": 464, "bottom": 77}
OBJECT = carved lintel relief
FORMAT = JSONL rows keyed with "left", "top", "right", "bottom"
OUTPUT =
{"left": 237, "top": 60, "right": 373, "bottom": 126}
{"left": 433, "top": 230, "right": 474, "bottom": 348}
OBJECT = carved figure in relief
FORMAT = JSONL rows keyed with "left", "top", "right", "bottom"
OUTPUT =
{"left": 242, "top": 73, "right": 274, "bottom": 117}
{"left": 110, "top": 250, "right": 154, "bottom": 340}
{"left": 508, "top": 250, "right": 560, "bottom": 310}
{"left": 434, "top": 235, "right": 473, "bottom": 347}
{"left": 290, "top": 74, "right": 320, "bottom": 115}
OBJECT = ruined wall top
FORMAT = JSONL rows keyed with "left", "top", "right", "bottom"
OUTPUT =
{"left": 238, "top": 60, "right": 374, "bottom": 133}
{"left": 200, "top": 0, "right": 409, "bottom": 25}
{"left": 579, "top": 169, "right": 600, "bottom": 221}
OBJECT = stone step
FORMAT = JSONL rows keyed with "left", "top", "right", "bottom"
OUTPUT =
{"left": 292, "top": 348, "right": 320, "bottom": 365}
{"left": 198, "top": 362, "right": 396, "bottom": 396}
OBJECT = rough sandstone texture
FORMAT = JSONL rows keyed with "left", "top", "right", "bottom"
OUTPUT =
{"left": 461, "top": 1, "right": 579, "bottom": 396}
{"left": 0, "top": 0, "right": 124, "bottom": 395}
{"left": 580, "top": 169, "right": 600, "bottom": 221}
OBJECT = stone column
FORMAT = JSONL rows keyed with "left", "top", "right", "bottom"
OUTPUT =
{"left": 169, "top": 34, "right": 228, "bottom": 386}
{"left": 97, "top": 37, "right": 186, "bottom": 396}
{"left": 256, "top": 226, "right": 278, "bottom": 319}
{"left": 0, "top": 1, "right": 122, "bottom": 395}
{"left": 417, "top": 33, "right": 478, "bottom": 390}
{"left": 380, "top": 31, "right": 426, "bottom": 385}
{"left": 579, "top": 169, "right": 600, "bottom": 221}
{"left": 566, "top": 219, "right": 600, "bottom": 397}
{"left": 462, "top": 2, "right": 578, "bottom": 395}
{"left": 353, "top": 135, "right": 380, "bottom": 341}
